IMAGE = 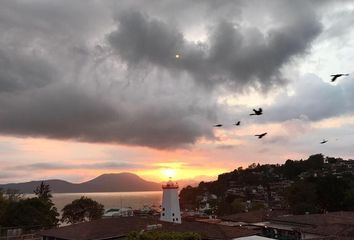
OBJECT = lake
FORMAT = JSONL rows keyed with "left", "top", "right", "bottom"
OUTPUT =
{"left": 26, "top": 191, "right": 162, "bottom": 211}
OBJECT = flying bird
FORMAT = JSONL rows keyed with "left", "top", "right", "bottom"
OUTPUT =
{"left": 214, "top": 124, "right": 223, "bottom": 127}
{"left": 320, "top": 139, "right": 328, "bottom": 144}
{"left": 330, "top": 74, "right": 349, "bottom": 82}
{"left": 250, "top": 108, "right": 263, "bottom": 116}
{"left": 233, "top": 121, "right": 241, "bottom": 126}
{"left": 255, "top": 132, "right": 267, "bottom": 139}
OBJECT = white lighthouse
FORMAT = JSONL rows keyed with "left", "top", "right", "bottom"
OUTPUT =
{"left": 160, "top": 180, "right": 181, "bottom": 224}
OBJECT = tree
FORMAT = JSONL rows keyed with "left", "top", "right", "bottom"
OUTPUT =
{"left": 2, "top": 198, "right": 58, "bottom": 228}
{"left": 61, "top": 196, "right": 104, "bottom": 224}
{"left": 34, "top": 181, "right": 52, "bottom": 201}
{"left": 0, "top": 189, "right": 9, "bottom": 223}
{"left": 250, "top": 202, "right": 265, "bottom": 211}
{"left": 128, "top": 231, "right": 201, "bottom": 240}
{"left": 0, "top": 188, "right": 23, "bottom": 225}
{"left": 286, "top": 180, "right": 319, "bottom": 214}
{"left": 248, "top": 163, "right": 258, "bottom": 169}
{"left": 316, "top": 176, "right": 348, "bottom": 211}
{"left": 34, "top": 182, "right": 59, "bottom": 226}
{"left": 306, "top": 154, "right": 324, "bottom": 170}
{"left": 0, "top": 183, "right": 59, "bottom": 228}
{"left": 216, "top": 200, "right": 233, "bottom": 216}
{"left": 343, "top": 188, "right": 354, "bottom": 211}
{"left": 231, "top": 199, "right": 245, "bottom": 213}
{"left": 179, "top": 185, "right": 198, "bottom": 209}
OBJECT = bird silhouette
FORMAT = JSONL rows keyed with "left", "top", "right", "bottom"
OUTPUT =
{"left": 255, "top": 132, "right": 267, "bottom": 139}
{"left": 320, "top": 139, "right": 328, "bottom": 144}
{"left": 330, "top": 74, "right": 349, "bottom": 82}
{"left": 214, "top": 124, "right": 223, "bottom": 127}
{"left": 233, "top": 121, "right": 241, "bottom": 126}
{"left": 250, "top": 108, "right": 263, "bottom": 116}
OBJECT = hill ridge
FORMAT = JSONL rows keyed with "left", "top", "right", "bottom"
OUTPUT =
{"left": 0, "top": 173, "right": 161, "bottom": 193}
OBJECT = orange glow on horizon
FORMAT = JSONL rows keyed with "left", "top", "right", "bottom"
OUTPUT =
{"left": 136, "top": 167, "right": 226, "bottom": 182}
{"left": 0, "top": 135, "right": 256, "bottom": 184}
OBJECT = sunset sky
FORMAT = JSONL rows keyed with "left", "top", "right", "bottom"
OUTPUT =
{"left": 0, "top": 0, "right": 354, "bottom": 184}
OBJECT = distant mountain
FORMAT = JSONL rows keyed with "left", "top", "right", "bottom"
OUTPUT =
{"left": 0, "top": 173, "right": 161, "bottom": 193}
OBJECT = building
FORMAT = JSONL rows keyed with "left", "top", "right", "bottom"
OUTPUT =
{"left": 40, "top": 216, "right": 259, "bottom": 240}
{"left": 103, "top": 207, "right": 134, "bottom": 218}
{"left": 160, "top": 180, "right": 181, "bottom": 224}
{"left": 221, "top": 211, "right": 354, "bottom": 239}
{"left": 257, "top": 211, "right": 354, "bottom": 239}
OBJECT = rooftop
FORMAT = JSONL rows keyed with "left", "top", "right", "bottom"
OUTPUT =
{"left": 221, "top": 210, "right": 289, "bottom": 224}
{"left": 265, "top": 211, "right": 354, "bottom": 239}
{"left": 268, "top": 211, "right": 354, "bottom": 227}
{"left": 40, "top": 216, "right": 259, "bottom": 240}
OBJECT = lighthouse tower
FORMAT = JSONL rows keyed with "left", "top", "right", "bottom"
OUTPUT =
{"left": 160, "top": 179, "right": 181, "bottom": 224}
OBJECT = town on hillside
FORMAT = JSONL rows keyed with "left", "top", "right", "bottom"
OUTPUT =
{"left": 179, "top": 153, "right": 354, "bottom": 216}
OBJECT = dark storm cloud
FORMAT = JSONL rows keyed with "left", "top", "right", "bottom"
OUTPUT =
{"left": 0, "top": 0, "right": 326, "bottom": 149}
{"left": 0, "top": 50, "right": 55, "bottom": 93}
{"left": 0, "top": 80, "right": 214, "bottom": 149}
{"left": 108, "top": 1, "right": 322, "bottom": 91}
{"left": 108, "top": 11, "right": 185, "bottom": 66}
{"left": 0, "top": 0, "right": 109, "bottom": 38}
{"left": 0, "top": 84, "right": 117, "bottom": 139}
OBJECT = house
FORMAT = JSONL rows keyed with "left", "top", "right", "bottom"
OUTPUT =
{"left": 103, "top": 207, "right": 134, "bottom": 217}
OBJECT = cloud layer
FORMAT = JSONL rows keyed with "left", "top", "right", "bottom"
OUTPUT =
{"left": 264, "top": 74, "right": 354, "bottom": 122}
{"left": 108, "top": 3, "right": 321, "bottom": 91}
{"left": 0, "top": 0, "right": 341, "bottom": 150}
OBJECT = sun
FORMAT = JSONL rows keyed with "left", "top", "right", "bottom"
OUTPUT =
{"left": 163, "top": 168, "right": 177, "bottom": 179}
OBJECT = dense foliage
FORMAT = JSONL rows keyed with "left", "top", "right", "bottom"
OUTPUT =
{"left": 2, "top": 198, "right": 58, "bottom": 228}
{"left": 61, "top": 196, "right": 104, "bottom": 224}
{"left": 128, "top": 231, "right": 201, "bottom": 240}
{"left": 0, "top": 182, "right": 59, "bottom": 228}
{"left": 287, "top": 175, "right": 354, "bottom": 214}
{"left": 0, "top": 189, "right": 23, "bottom": 225}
